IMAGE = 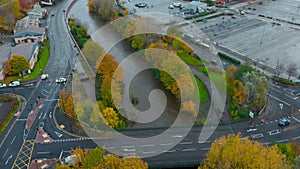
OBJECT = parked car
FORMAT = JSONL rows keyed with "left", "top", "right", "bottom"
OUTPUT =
{"left": 0, "top": 83, "right": 6, "bottom": 88}
{"left": 278, "top": 118, "right": 291, "bottom": 126}
{"left": 168, "top": 4, "right": 174, "bottom": 9}
{"left": 173, "top": 2, "right": 182, "bottom": 8}
{"left": 55, "top": 78, "right": 67, "bottom": 83}
{"left": 9, "top": 81, "right": 20, "bottom": 87}
{"left": 41, "top": 74, "right": 49, "bottom": 80}
{"left": 135, "top": 3, "right": 147, "bottom": 8}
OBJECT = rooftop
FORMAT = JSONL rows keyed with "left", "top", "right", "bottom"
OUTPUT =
{"left": 14, "top": 16, "right": 40, "bottom": 33}
{"left": 11, "top": 42, "right": 38, "bottom": 60}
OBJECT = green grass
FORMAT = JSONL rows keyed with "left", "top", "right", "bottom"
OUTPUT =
{"left": 197, "top": 66, "right": 208, "bottom": 74}
{"left": 0, "top": 99, "right": 19, "bottom": 136}
{"left": 177, "top": 52, "right": 203, "bottom": 66}
{"left": 208, "top": 71, "right": 228, "bottom": 94}
{"left": 194, "top": 76, "right": 209, "bottom": 102}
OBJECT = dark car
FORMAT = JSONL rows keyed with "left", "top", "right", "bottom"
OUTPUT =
{"left": 278, "top": 118, "right": 291, "bottom": 126}
{"left": 135, "top": 3, "right": 147, "bottom": 8}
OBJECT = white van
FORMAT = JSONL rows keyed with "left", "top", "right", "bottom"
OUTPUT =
{"left": 9, "top": 81, "right": 20, "bottom": 87}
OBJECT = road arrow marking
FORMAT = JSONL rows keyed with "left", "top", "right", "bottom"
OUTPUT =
{"left": 5, "top": 155, "right": 12, "bottom": 165}
{"left": 55, "top": 131, "right": 63, "bottom": 137}
{"left": 279, "top": 103, "right": 283, "bottom": 110}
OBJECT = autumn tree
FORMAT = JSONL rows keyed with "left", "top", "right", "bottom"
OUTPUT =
{"left": 232, "top": 80, "right": 247, "bottom": 106}
{"left": 82, "top": 40, "right": 105, "bottom": 71}
{"left": 56, "top": 147, "right": 148, "bottom": 169}
{"left": 199, "top": 133, "right": 292, "bottom": 169}
{"left": 59, "top": 90, "right": 76, "bottom": 117}
{"left": 3, "top": 54, "right": 30, "bottom": 76}
{"left": 228, "top": 64, "right": 236, "bottom": 81}
{"left": 101, "top": 107, "right": 126, "bottom": 129}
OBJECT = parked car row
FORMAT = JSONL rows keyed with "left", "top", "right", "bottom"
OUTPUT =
{"left": 0, "top": 81, "right": 21, "bottom": 88}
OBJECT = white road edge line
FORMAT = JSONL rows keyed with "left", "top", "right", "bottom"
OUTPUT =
{"left": 292, "top": 116, "right": 300, "bottom": 123}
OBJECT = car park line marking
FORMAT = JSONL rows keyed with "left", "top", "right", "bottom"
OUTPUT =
{"left": 160, "top": 143, "right": 173, "bottom": 146}
{"left": 179, "top": 142, "right": 193, "bottom": 145}
{"left": 261, "top": 142, "right": 272, "bottom": 145}
{"left": 268, "top": 129, "right": 281, "bottom": 135}
{"left": 11, "top": 136, "right": 16, "bottom": 144}
{"left": 103, "top": 146, "right": 115, "bottom": 150}
{"left": 122, "top": 145, "right": 135, "bottom": 149}
{"left": 292, "top": 116, "right": 300, "bottom": 123}
{"left": 201, "top": 147, "right": 210, "bottom": 151}
{"left": 251, "top": 133, "right": 264, "bottom": 139}
{"left": 122, "top": 153, "right": 136, "bottom": 156}
{"left": 142, "top": 151, "right": 156, "bottom": 154}
{"left": 276, "top": 139, "right": 288, "bottom": 143}
{"left": 37, "top": 151, "right": 50, "bottom": 154}
{"left": 163, "top": 150, "right": 176, "bottom": 153}
{"left": 292, "top": 136, "right": 300, "bottom": 140}
{"left": 140, "top": 144, "right": 154, "bottom": 147}
{"left": 182, "top": 149, "right": 196, "bottom": 152}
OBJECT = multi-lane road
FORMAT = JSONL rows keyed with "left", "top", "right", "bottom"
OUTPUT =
{"left": 0, "top": 0, "right": 299, "bottom": 168}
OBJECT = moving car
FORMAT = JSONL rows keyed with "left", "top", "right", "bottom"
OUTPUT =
{"left": 41, "top": 74, "right": 49, "bottom": 80}
{"left": 135, "top": 3, "right": 147, "bottom": 8}
{"left": 168, "top": 4, "right": 174, "bottom": 9}
{"left": 9, "top": 81, "right": 20, "bottom": 87}
{"left": 278, "top": 118, "right": 291, "bottom": 126}
{"left": 0, "top": 83, "right": 6, "bottom": 88}
{"left": 56, "top": 78, "right": 67, "bottom": 83}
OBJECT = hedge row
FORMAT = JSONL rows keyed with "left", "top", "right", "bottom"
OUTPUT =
{"left": 217, "top": 52, "right": 241, "bottom": 64}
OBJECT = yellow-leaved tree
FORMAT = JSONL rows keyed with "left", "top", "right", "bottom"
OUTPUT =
{"left": 199, "top": 133, "right": 293, "bottom": 169}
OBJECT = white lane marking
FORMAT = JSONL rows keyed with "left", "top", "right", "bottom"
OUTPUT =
{"left": 182, "top": 149, "right": 196, "bottom": 152}
{"left": 201, "top": 147, "right": 210, "bottom": 150}
{"left": 163, "top": 150, "right": 176, "bottom": 153}
{"left": 37, "top": 152, "right": 50, "bottom": 154}
{"left": 292, "top": 136, "right": 300, "bottom": 140}
{"left": 172, "top": 135, "right": 183, "bottom": 138}
{"left": 160, "top": 143, "right": 173, "bottom": 146}
{"left": 292, "top": 116, "right": 300, "bottom": 123}
{"left": 142, "top": 151, "right": 156, "bottom": 154}
{"left": 42, "top": 112, "right": 47, "bottom": 119}
{"left": 2, "top": 148, "right": 9, "bottom": 159}
{"left": 38, "top": 112, "right": 43, "bottom": 119}
{"left": 261, "top": 142, "right": 272, "bottom": 145}
{"left": 49, "top": 112, "right": 52, "bottom": 118}
{"left": 268, "top": 129, "right": 281, "bottom": 136}
{"left": 123, "top": 149, "right": 136, "bottom": 152}
{"left": 251, "top": 133, "right": 264, "bottom": 139}
{"left": 247, "top": 128, "right": 258, "bottom": 132}
{"left": 140, "top": 144, "right": 154, "bottom": 147}
{"left": 5, "top": 155, "right": 12, "bottom": 165}
{"left": 266, "top": 93, "right": 291, "bottom": 106}
{"left": 103, "top": 146, "right": 115, "bottom": 150}
{"left": 179, "top": 142, "right": 193, "bottom": 145}
{"left": 276, "top": 139, "right": 288, "bottom": 143}
{"left": 122, "top": 153, "right": 136, "bottom": 156}
{"left": 11, "top": 136, "right": 16, "bottom": 144}
{"left": 122, "top": 145, "right": 135, "bottom": 148}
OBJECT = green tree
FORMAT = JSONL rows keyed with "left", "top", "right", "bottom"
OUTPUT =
{"left": 199, "top": 133, "right": 292, "bottom": 169}
{"left": 3, "top": 54, "right": 30, "bottom": 76}
{"left": 235, "top": 61, "right": 255, "bottom": 80}
{"left": 82, "top": 40, "right": 105, "bottom": 70}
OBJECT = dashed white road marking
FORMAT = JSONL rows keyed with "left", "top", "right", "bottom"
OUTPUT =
{"left": 122, "top": 145, "right": 135, "bottom": 149}
{"left": 142, "top": 151, "right": 156, "bottom": 154}
{"left": 201, "top": 147, "right": 210, "bottom": 151}
{"left": 163, "top": 150, "right": 176, "bottom": 153}
{"left": 179, "top": 142, "right": 193, "bottom": 145}
{"left": 261, "top": 142, "right": 272, "bottom": 145}
{"left": 268, "top": 129, "right": 281, "bottom": 136}
{"left": 292, "top": 136, "right": 300, "bottom": 140}
{"left": 276, "top": 139, "right": 288, "bottom": 143}
{"left": 160, "top": 143, "right": 173, "bottom": 146}
{"left": 140, "top": 144, "right": 154, "bottom": 147}
{"left": 182, "top": 149, "right": 196, "bottom": 152}
{"left": 122, "top": 153, "right": 136, "bottom": 156}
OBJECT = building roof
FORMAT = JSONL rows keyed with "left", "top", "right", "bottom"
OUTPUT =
{"left": 11, "top": 42, "right": 38, "bottom": 61}
{"left": 14, "top": 16, "right": 40, "bottom": 33}
{"left": 27, "top": 6, "right": 47, "bottom": 16}
{"left": 13, "top": 26, "right": 45, "bottom": 38}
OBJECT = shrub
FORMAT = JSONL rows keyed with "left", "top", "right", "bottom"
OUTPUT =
{"left": 217, "top": 52, "right": 241, "bottom": 64}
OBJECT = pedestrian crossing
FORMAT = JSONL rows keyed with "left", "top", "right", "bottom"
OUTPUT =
{"left": 54, "top": 137, "right": 90, "bottom": 143}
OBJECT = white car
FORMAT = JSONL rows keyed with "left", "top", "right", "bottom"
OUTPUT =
{"left": 55, "top": 78, "right": 67, "bottom": 83}
{"left": 41, "top": 74, "right": 49, "bottom": 80}
{"left": 168, "top": 4, "right": 174, "bottom": 9}
{"left": 9, "top": 81, "right": 20, "bottom": 87}
{"left": 173, "top": 2, "right": 182, "bottom": 7}
{"left": 0, "top": 83, "right": 6, "bottom": 88}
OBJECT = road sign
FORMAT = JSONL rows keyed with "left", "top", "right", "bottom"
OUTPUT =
{"left": 279, "top": 103, "right": 283, "bottom": 110}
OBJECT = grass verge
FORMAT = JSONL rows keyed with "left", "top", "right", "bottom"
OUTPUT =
{"left": 0, "top": 99, "right": 20, "bottom": 136}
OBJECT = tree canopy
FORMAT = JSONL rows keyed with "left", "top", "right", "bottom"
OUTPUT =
{"left": 199, "top": 133, "right": 292, "bottom": 169}
{"left": 3, "top": 54, "right": 30, "bottom": 76}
